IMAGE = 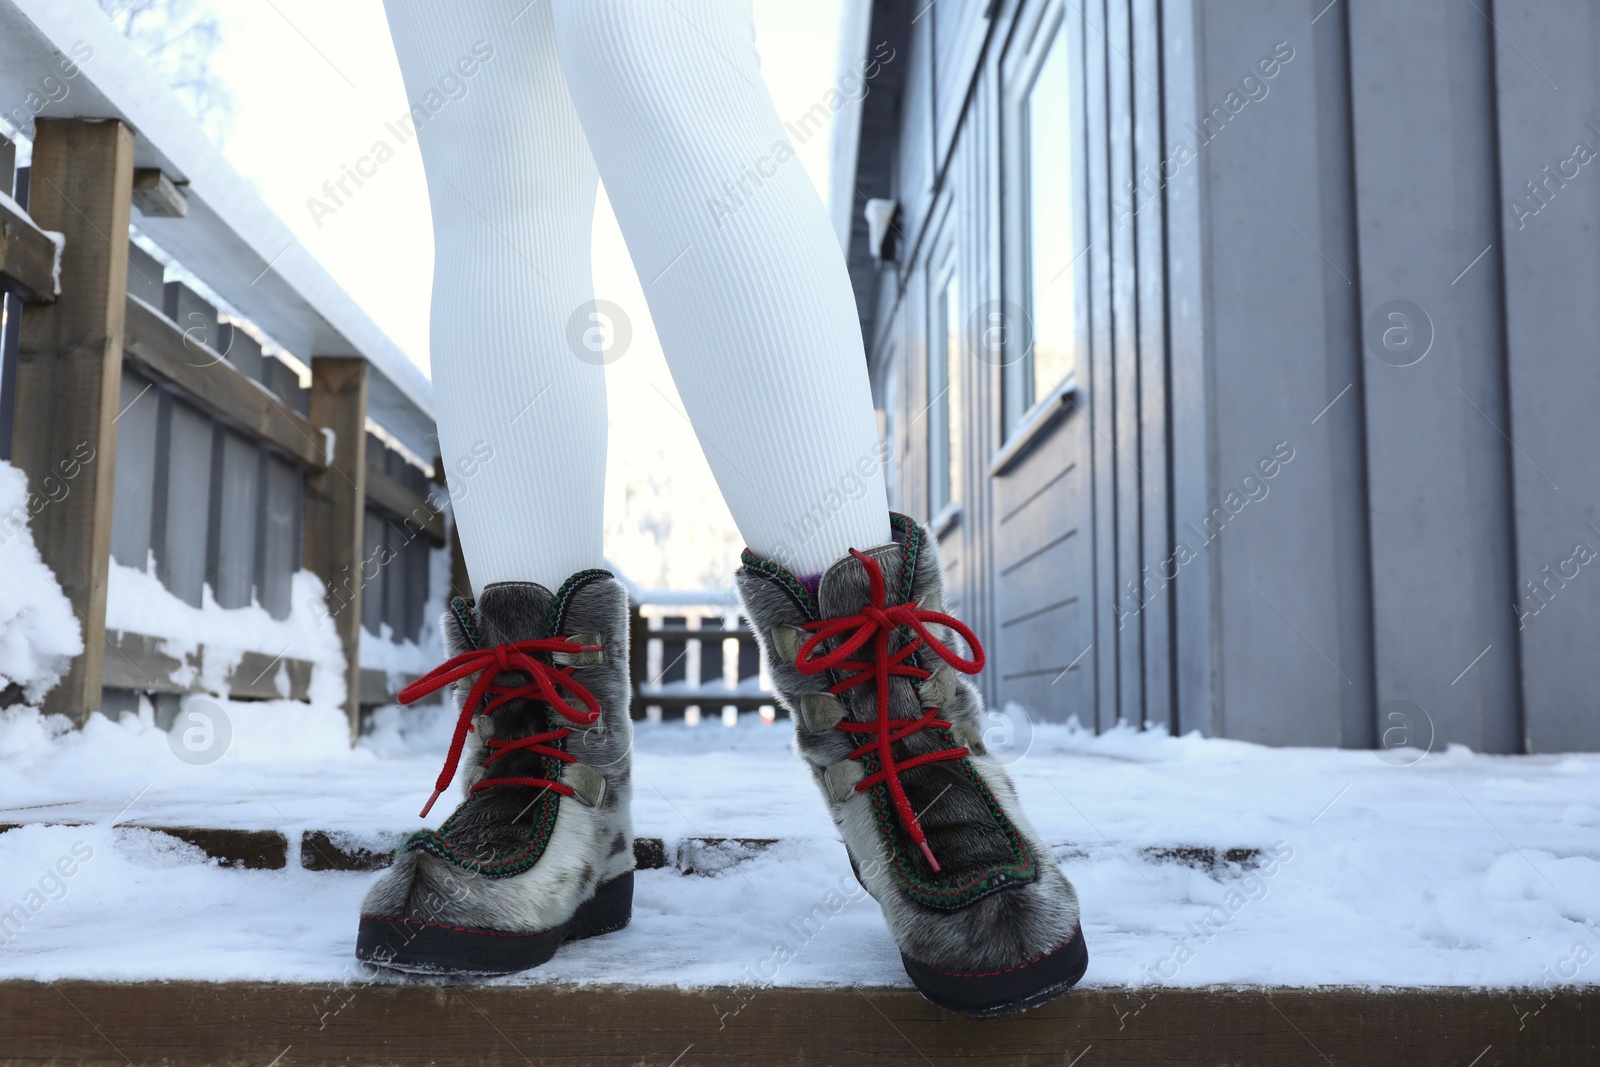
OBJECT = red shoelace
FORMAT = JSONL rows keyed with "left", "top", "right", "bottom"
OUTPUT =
{"left": 397, "top": 637, "right": 604, "bottom": 818}
{"left": 793, "top": 549, "right": 985, "bottom": 872}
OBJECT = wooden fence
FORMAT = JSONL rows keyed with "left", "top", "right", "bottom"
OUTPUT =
{"left": 0, "top": 120, "right": 442, "bottom": 736}
{"left": 627, "top": 592, "right": 772, "bottom": 722}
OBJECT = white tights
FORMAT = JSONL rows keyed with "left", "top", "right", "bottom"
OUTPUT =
{"left": 383, "top": 0, "right": 889, "bottom": 592}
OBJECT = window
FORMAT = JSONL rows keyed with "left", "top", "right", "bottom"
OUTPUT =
{"left": 928, "top": 253, "right": 961, "bottom": 516}
{"left": 1020, "top": 16, "right": 1075, "bottom": 411}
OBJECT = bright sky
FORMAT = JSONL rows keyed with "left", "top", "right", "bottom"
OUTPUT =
{"left": 201, "top": 0, "right": 846, "bottom": 588}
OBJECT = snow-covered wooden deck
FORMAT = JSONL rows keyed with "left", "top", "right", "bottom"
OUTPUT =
{"left": 3, "top": 702, "right": 1599, "bottom": 1061}
{"left": 3, "top": 702, "right": 1598, "bottom": 993}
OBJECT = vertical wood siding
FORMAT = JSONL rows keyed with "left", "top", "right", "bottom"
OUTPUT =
{"left": 1490, "top": 0, "right": 1600, "bottom": 753}
{"left": 855, "top": 0, "right": 1597, "bottom": 750}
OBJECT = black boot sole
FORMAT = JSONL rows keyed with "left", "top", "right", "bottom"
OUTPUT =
{"left": 900, "top": 922, "right": 1088, "bottom": 1017}
{"left": 355, "top": 869, "right": 634, "bottom": 977}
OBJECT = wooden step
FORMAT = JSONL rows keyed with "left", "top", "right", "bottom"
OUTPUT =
{"left": 0, "top": 980, "right": 1591, "bottom": 1066}
{"left": 1, "top": 823, "right": 1267, "bottom": 874}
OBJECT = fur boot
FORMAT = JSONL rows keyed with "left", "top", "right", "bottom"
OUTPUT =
{"left": 355, "top": 570, "right": 635, "bottom": 975}
{"left": 735, "top": 514, "right": 1086, "bottom": 1015}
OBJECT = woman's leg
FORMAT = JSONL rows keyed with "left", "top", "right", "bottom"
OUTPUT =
{"left": 361, "top": 5, "right": 636, "bottom": 982}
{"left": 549, "top": 0, "right": 889, "bottom": 576}
{"left": 384, "top": 0, "right": 604, "bottom": 593}
{"left": 546, "top": 5, "right": 1087, "bottom": 1014}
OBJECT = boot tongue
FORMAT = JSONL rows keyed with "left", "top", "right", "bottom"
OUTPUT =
{"left": 818, "top": 543, "right": 905, "bottom": 619}
{"left": 443, "top": 581, "right": 563, "bottom": 864}
{"left": 817, "top": 543, "right": 921, "bottom": 727}
{"left": 474, "top": 582, "right": 556, "bottom": 646}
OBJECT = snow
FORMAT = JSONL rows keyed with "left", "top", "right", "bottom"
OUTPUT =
{"left": 104, "top": 559, "right": 346, "bottom": 707}
{"left": 0, "top": 462, "right": 82, "bottom": 703}
{"left": 357, "top": 630, "right": 434, "bottom": 678}
{"left": 2, "top": 702, "right": 1598, "bottom": 991}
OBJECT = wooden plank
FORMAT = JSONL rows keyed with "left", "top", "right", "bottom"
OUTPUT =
{"left": 1309, "top": 0, "right": 1378, "bottom": 749}
{"left": 121, "top": 294, "right": 325, "bottom": 470}
{"left": 1106, "top": 0, "right": 1143, "bottom": 729}
{"left": 226, "top": 648, "right": 314, "bottom": 701}
{"left": 108, "top": 366, "right": 159, "bottom": 569}
{"left": 154, "top": 397, "right": 212, "bottom": 608}
{"left": 130, "top": 167, "right": 187, "bottom": 219}
{"left": 0, "top": 290, "right": 19, "bottom": 461}
{"left": 0, "top": 826, "right": 286, "bottom": 870}
{"left": 305, "top": 357, "right": 369, "bottom": 740}
{"left": 0, "top": 184, "right": 57, "bottom": 304}
{"left": 357, "top": 666, "right": 429, "bottom": 708}
{"left": 257, "top": 454, "right": 301, "bottom": 621}
{"left": 208, "top": 430, "right": 260, "bottom": 609}
{"left": 988, "top": 1, "right": 1097, "bottom": 727}
{"left": 360, "top": 511, "right": 387, "bottom": 638}
{"left": 1082, "top": 0, "right": 1119, "bottom": 733}
{"left": 11, "top": 118, "right": 136, "bottom": 724}
{"left": 1161, "top": 0, "right": 1214, "bottom": 739}
{"left": 892, "top": 12, "right": 937, "bottom": 288}
{"left": 1183, "top": 3, "right": 1368, "bottom": 746}
{"left": 142, "top": 827, "right": 285, "bottom": 869}
{"left": 124, "top": 242, "right": 164, "bottom": 310}
{"left": 0, "top": 820, "right": 1271, "bottom": 880}
{"left": 364, "top": 453, "right": 445, "bottom": 545}
{"left": 99, "top": 631, "right": 196, "bottom": 694}
{"left": 1490, "top": 0, "right": 1600, "bottom": 752}
{"left": 1348, "top": 0, "right": 1521, "bottom": 752}
{"left": 628, "top": 605, "right": 650, "bottom": 717}
{"left": 161, "top": 282, "right": 226, "bottom": 359}
{"left": 300, "top": 834, "right": 761, "bottom": 875}
{"left": 0, "top": 981, "right": 1590, "bottom": 1065}
{"left": 636, "top": 694, "right": 772, "bottom": 716}
{"left": 402, "top": 530, "right": 429, "bottom": 639}
{"left": 931, "top": 0, "right": 989, "bottom": 174}
{"left": 1131, "top": 0, "right": 1172, "bottom": 733}
{"left": 100, "top": 630, "right": 314, "bottom": 701}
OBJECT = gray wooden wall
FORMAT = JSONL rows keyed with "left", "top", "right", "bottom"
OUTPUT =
{"left": 852, "top": 0, "right": 1599, "bottom": 751}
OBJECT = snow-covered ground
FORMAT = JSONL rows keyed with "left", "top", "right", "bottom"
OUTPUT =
{"left": 0, "top": 462, "right": 83, "bottom": 705}
{"left": 1, "top": 700, "right": 1597, "bottom": 991}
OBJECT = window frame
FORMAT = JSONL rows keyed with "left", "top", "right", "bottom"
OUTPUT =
{"left": 999, "top": 0, "right": 1086, "bottom": 448}
{"left": 878, "top": 340, "right": 902, "bottom": 511}
{"left": 927, "top": 236, "right": 961, "bottom": 524}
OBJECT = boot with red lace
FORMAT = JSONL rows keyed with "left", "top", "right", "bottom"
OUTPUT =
{"left": 355, "top": 571, "right": 635, "bottom": 975}
{"left": 735, "top": 513, "right": 1087, "bottom": 1015}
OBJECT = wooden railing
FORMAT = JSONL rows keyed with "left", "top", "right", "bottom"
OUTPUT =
{"left": 0, "top": 119, "right": 441, "bottom": 737}
{"left": 0, "top": 182, "right": 56, "bottom": 305}
{"left": 3, "top": 122, "right": 764, "bottom": 735}
{"left": 628, "top": 591, "right": 773, "bottom": 722}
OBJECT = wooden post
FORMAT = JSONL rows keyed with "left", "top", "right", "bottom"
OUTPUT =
{"left": 629, "top": 603, "right": 649, "bottom": 720}
{"left": 13, "top": 119, "right": 136, "bottom": 723}
{"left": 305, "top": 356, "right": 367, "bottom": 741}
{"left": 430, "top": 453, "right": 473, "bottom": 604}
